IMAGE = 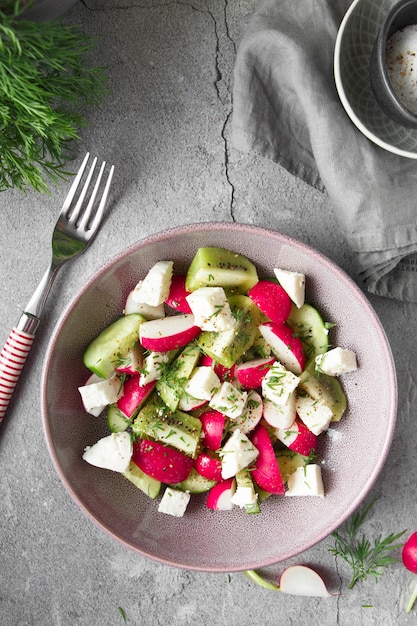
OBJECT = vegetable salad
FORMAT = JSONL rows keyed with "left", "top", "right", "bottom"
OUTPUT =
{"left": 79, "top": 247, "right": 358, "bottom": 517}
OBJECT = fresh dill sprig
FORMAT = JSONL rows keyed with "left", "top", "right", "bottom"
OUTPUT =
{"left": 0, "top": 1, "right": 107, "bottom": 193}
{"left": 329, "top": 499, "right": 406, "bottom": 589}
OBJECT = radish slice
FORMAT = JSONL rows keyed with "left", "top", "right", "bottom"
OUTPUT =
{"left": 165, "top": 275, "right": 192, "bottom": 313}
{"left": 132, "top": 439, "right": 193, "bottom": 483}
{"left": 402, "top": 532, "right": 417, "bottom": 575}
{"left": 206, "top": 478, "right": 236, "bottom": 510}
{"left": 259, "top": 322, "right": 305, "bottom": 374}
{"left": 236, "top": 357, "right": 275, "bottom": 389}
{"left": 200, "top": 409, "right": 226, "bottom": 451}
{"left": 263, "top": 393, "right": 296, "bottom": 430}
{"left": 247, "top": 280, "right": 292, "bottom": 325}
{"left": 230, "top": 390, "right": 263, "bottom": 434}
{"left": 139, "top": 314, "right": 200, "bottom": 352}
{"left": 177, "top": 393, "right": 207, "bottom": 412}
{"left": 250, "top": 424, "right": 285, "bottom": 495}
{"left": 276, "top": 418, "right": 317, "bottom": 456}
{"left": 200, "top": 354, "right": 235, "bottom": 381}
{"left": 194, "top": 451, "right": 223, "bottom": 482}
{"left": 117, "top": 378, "right": 156, "bottom": 419}
{"left": 279, "top": 565, "right": 331, "bottom": 597}
{"left": 402, "top": 532, "right": 417, "bottom": 613}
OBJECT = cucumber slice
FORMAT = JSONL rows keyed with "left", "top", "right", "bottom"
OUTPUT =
{"left": 244, "top": 329, "right": 273, "bottom": 360}
{"left": 171, "top": 467, "right": 216, "bottom": 494}
{"left": 123, "top": 460, "right": 161, "bottom": 499}
{"left": 156, "top": 343, "right": 201, "bottom": 411}
{"left": 298, "top": 362, "right": 347, "bottom": 422}
{"left": 197, "top": 295, "right": 261, "bottom": 368}
{"left": 83, "top": 313, "right": 146, "bottom": 379}
{"left": 132, "top": 393, "right": 202, "bottom": 458}
{"left": 185, "top": 247, "right": 258, "bottom": 294}
{"left": 287, "top": 303, "right": 329, "bottom": 360}
{"left": 107, "top": 404, "right": 130, "bottom": 433}
{"left": 276, "top": 449, "right": 310, "bottom": 483}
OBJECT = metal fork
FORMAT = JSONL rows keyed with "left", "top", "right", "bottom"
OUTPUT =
{"left": 0, "top": 153, "right": 115, "bottom": 425}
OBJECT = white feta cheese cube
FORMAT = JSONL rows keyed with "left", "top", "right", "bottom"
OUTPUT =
{"left": 315, "top": 347, "right": 358, "bottom": 376}
{"left": 295, "top": 395, "right": 333, "bottom": 435}
{"left": 231, "top": 485, "right": 258, "bottom": 509}
{"left": 125, "top": 286, "right": 165, "bottom": 319}
{"left": 158, "top": 487, "right": 191, "bottom": 517}
{"left": 273, "top": 268, "right": 305, "bottom": 309}
{"left": 186, "top": 287, "right": 237, "bottom": 332}
{"left": 209, "top": 381, "right": 248, "bottom": 419}
{"left": 133, "top": 261, "right": 174, "bottom": 306}
{"left": 285, "top": 464, "right": 324, "bottom": 497}
{"left": 83, "top": 432, "right": 132, "bottom": 473}
{"left": 184, "top": 366, "right": 220, "bottom": 401}
{"left": 139, "top": 351, "right": 171, "bottom": 386}
{"left": 220, "top": 429, "right": 259, "bottom": 479}
{"left": 262, "top": 362, "right": 300, "bottom": 405}
{"left": 78, "top": 374, "right": 122, "bottom": 416}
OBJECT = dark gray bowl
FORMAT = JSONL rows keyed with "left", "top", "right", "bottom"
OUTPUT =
{"left": 370, "top": 0, "right": 417, "bottom": 128}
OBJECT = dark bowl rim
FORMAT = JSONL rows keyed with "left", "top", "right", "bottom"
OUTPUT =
{"left": 373, "top": 0, "right": 417, "bottom": 128}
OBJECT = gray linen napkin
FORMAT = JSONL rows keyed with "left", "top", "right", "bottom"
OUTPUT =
{"left": 232, "top": 0, "right": 417, "bottom": 302}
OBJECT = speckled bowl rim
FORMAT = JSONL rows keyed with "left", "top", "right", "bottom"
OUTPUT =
{"left": 334, "top": 0, "right": 417, "bottom": 158}
{"left": 41, "top": 222, "right": 397, "bottom": 572}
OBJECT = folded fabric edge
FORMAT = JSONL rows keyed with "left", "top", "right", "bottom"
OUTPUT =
{"left": 360, "top": 249, "right": 417, "bottom": 302}
{"left": 231, "top": 127, "right": 326, "bottom": 193}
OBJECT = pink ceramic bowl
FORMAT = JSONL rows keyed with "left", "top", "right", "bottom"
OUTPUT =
{"left": 41, "top": 223, "right": 396, "bottom": 572}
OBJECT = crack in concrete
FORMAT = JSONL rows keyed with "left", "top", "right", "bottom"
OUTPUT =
{"left": 206, "top": 2, "right": 236, "bottom": 220}
{"left": 334, "top": 556, "right": 343, "bottom": 624}
{"left": 81, "top": 0, "right": 237, "bottom": 218}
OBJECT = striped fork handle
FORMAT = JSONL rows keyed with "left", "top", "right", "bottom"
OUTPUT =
{"left": 0, "top": 315, "right": 37, "bottom": 425}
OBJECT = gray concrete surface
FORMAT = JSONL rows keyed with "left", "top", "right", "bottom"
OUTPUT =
{"left": 1, "top": 1, "right": 416, "bottom": 625}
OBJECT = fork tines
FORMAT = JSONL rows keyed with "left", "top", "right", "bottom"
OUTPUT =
{"left": 63, "top": 153, "right": 115, "bottom": 232}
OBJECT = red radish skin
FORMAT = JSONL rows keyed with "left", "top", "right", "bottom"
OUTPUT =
{"left": 117, "top": 378, "right": 156, "bottom": 418}
{"left": 132, "top": 439, "right": 193, "bottom": 483}
{"left": 206, "top": 478, "right": 235, "bottom": 510}
{"left": 139, "top": 314, "right": 201, "bottom": 352}
{"left": 248, "top": 280, "right": 292, "bottom": 325}
{"left": 250, "top": 424, "right": 285, "bottom": 495}
{"left": 403, "top": 532, "right": 417, "bottom": 613}
{"left": 259, "top": 322, "right": 306, "bottom": 374}
{"left": 200, "top": 355, "right": 235, "bottom": 381}
{"left": 194, "top": 451, "right": 223, "bottom": 482}
{"left": 236, "top": 357, "right": 276, "bottom": 389}
{"left": 165, "top": 275, "right": 192, "bottom": 313}
{"left": 403, "top": 532, "right": 417, "bottom": 573}
{"left": 200, "top": 409, "right": 226, "bottom": 451}
{"left": 277, "top": 418, "right": 317, "bottom": 456}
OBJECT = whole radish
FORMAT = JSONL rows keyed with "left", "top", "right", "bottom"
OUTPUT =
{"left": 403, "top": 531, "right": 417, "bottom": 613}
